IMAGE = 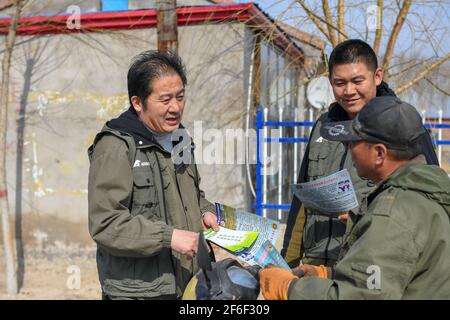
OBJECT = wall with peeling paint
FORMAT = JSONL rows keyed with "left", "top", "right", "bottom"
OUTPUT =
{"left": 3, "top": 23, "right": 255, "bottom": 246}
{"left": 2, "top": 15, "right": 309, "bottom": 254}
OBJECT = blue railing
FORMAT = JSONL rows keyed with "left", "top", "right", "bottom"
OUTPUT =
{"left": 254, "top": 106, "right": 450, "bottom": 216}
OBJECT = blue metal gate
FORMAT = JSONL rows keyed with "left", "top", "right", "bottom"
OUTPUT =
{"left": 254, "top": 105, "right": 450, "bottom": 218}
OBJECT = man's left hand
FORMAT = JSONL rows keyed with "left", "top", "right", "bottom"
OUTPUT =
{"left": 292, "top": 264, "right": 329, "bottom": 278}
{"left": 259, "top": 265, "right": 298, "bottom": 300}
{"left": 202, "top": 211, "right": 219, "bottom": 232}
{"left": 338, "top": 212, "right": 349, "bottom": 222}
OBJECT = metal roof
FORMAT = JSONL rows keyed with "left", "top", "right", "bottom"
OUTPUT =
{"left": 0, "top": 2, "right": 304, "bottom": 65}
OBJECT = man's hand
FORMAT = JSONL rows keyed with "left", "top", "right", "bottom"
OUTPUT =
{"left": 292, "top": 264, "right": 329, "bottom": 278}
{"left": 337, "top": 211, "right": 349, "bottom": 222}
{"left": 171, "top": 229, "right": 199, "bottom": 258}
{"left": 202, "top": 211, "right": 220, "bottom": 232}
{"left": 259, "top": 265, "right": 298, "bottom": 300}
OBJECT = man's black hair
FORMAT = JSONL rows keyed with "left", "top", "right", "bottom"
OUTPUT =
{"left": 389, "top": 139, "right": 423, "bottom": 161}
{"left": 328, "top": 39, "right": 378, "bottom": 75}
{"left": 365, "top": 139, "right": 423, "bottom": 161}
{"left": 127, "top": 50, "right": 187, "bottom": 109}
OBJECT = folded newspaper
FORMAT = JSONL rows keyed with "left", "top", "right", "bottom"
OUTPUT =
{"left": 207, "top": 203, "right": 290, "bottom": 270}
{"left": 291, "top": 169, "right": 358, "bottom": 213}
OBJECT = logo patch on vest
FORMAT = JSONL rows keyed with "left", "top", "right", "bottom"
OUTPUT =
{"left": 326, "top": 124, "right": 348, "bottom": 136}
{"left": 133, "top": 160, "right": 150, "bottom": 168}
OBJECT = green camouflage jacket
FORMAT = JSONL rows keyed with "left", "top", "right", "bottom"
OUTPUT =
{"left": 288, "top": 159, "right": 450, "bottom": 299}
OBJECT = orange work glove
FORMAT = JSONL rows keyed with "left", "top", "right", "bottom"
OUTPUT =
{"left": 292, "top": 264, "right": 329, "bottom": 278}
{"left": 259, "top": 266, "right": 298, "bottom": 300}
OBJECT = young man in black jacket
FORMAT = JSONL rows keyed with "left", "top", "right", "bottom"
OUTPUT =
{"left": 281, "top": 39, "right": 438, "bottom": 268}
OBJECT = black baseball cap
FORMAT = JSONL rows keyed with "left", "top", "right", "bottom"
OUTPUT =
{"left": 320, "top": 96, "right": 426, "bottom": 150}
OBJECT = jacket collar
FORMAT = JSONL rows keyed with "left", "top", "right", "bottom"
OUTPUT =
{"left": 106, "top": 106, "right": 190, "bottom": 152}
{"left": 357, "top": 155, "right": 427, "bottom": 215}
{"left": 105, "top": 107, "right": 195, "bottom": 172}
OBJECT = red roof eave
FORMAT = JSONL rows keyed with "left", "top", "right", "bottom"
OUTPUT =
{"left": 0, "top": 4, "right": 252, "bottom": 34}
{"left": 0, "top": 3, "right": 303, "bottom": 64}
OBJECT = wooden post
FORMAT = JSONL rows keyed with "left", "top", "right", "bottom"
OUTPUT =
{"left": 156, "top": 0, "right": 178, "bottom": 54}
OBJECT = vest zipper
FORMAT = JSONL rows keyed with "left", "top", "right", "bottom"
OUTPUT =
{"left": 154, "top": 154, "right": 178, "bottom": 286}
{"left": 173, "top": 162, "right": 194, "bottom": 274}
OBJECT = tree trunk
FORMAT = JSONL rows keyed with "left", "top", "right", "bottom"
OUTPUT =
{"left": 0, "top": 0, "right": 24, "bottom": 295}
{"left": 15, "top": 57, "right": 34, "bottom": 291}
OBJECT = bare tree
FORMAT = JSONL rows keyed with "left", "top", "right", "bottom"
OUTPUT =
{"left": 0, "top": 0, "right": 24, "bottom": 295}
{"left": 394, "top": 53, "right": 449, "bottom": 112}
{"left": 296, "top": 0, "right": 449, "bottom": 93}
{"left": 0, "top": 0, "right": 15, "bottom": 11}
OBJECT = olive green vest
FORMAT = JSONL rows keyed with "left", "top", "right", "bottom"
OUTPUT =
{"left": 88, "top": 126, "right": 203, "bottom": 298}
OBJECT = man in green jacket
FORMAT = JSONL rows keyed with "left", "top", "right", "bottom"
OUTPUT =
{"left": 282, "top": 39, "right": 438, "bottom": 268}
{"left": 260, "top": 96, "right": 450, "bottom": 299}
{"left": 88, "top": 51, "right": 219, "bottom": 300}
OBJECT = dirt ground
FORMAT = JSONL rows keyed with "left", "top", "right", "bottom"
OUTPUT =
{"left": 0, "top": 245, "right": 101, "bottom": 300}
{"left": 0, "top": 224, "right": 286, "bottom": 300}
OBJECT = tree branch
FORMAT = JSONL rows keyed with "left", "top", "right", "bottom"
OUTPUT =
{"left": 297, "top": 0, "right": 331, "bottom": 43}
{"left": 424, "top": 77, "right": 450, "bottom": 96}
{"left": 389, "top": 57, "right": 434, "bottom": 78}
{"left": 396, "top": 53, "right": 450, "bottom": 94}
{"left": 322, "top": 0, "right": 337, "bottom": 47}
{"left": 297, "top": 0, "right": 348, "bottom": 46}
{"left": 337, "top": 0, "right": 344, "bottom": 44}
{"left": 0, "top": 0, "right": 15, "bottom": 10}
{"left": 373, "top": 0, "right": 383, "bottom": 55}
{"left": 382, "top": 0, "right": 412, "bottom": 80}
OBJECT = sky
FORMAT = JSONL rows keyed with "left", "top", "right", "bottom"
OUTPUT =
{"left": 236, "top": 0, "right": 450, "bottom": 117}
{"left": 237, "top": 0, "right": 449, "bottom": 57}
